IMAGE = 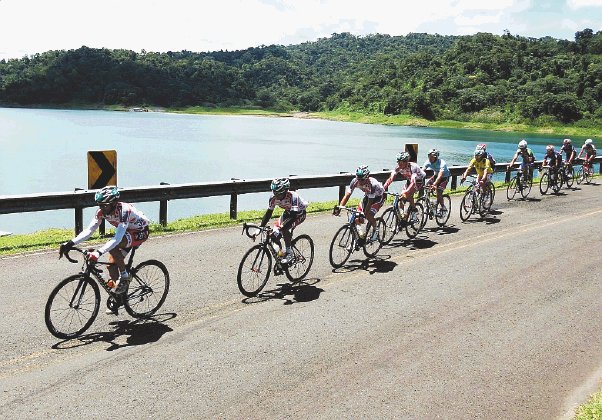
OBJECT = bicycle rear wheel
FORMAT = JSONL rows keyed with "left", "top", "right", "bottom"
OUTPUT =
{"left": 284, "top": 234, "right": 314, "bottom": 282}
{"left": 435, "top": 195, "right": 451, "bottom": 226}
{"left": 539, "top": 173, "right": 550, "bottom": 195}
{"left": 552, "top": 173, "right": 562, "bottom": 193}
{"left": 507, "top": 177, "right": 518, "bottom": 200}
{"left": 405, "top": 203, "right": 424, "bottom": 239}
{"left": 237, "top": 245, "right": 272, "bottom": 297}
{"left": 124, "top": 260, "right": 170, "bottom": 318}
{"left": 363, "top": 220, "right": 383, "bottom": 258}
{"left": 45, "top": 274, "right": 100, "bottom": 339}
{"left": 380, "top": 207, "right": 398, "bottom": 244}
{"left": 459, "top": 191, "right": 473, "bottom": 222}
{"left": 416, "top": 197, "right": 429, "bottom": 230}
{"left": 329, "top": 225, "right": 354, "bottom": 268}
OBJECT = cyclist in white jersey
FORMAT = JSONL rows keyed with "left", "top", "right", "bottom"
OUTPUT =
{"left": 260, "top": 178, "right": 308, "bottom": 264}
{"left": 333, "top": 165, "right": 385, "bottom": 242}
{"left": 383, "top": 151, "right": 425, "bottom": 220}
{"left": 60, "top": 186, "right": 150, "bottom": 298}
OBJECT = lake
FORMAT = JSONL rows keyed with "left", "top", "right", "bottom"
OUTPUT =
{"left": 0, "top": 108, "right": 571, "bottom": 234}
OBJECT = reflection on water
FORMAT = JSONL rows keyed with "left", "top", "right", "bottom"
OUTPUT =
{"left": 0, "top": 108, "right": 570, "bottom": 233}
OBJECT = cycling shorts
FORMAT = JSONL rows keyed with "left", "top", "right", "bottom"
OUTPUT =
{"left": 358, "top": 194, "right": 385, "bottom": 216}
{"left": 274, "top": 210, "right": 306, "bottom": 232}
{"left": 427, "top": 176, "right": 449, "bottom": 191}
{"left": 125, "top": 227, "right": 149, "bottom": 248}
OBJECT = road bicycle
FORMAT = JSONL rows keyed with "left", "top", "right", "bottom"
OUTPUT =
{"left": 506, "top": 168, "right": 532, "bottom": 200}
{"left": 329, "top": 206, "right": 384, "bottom": 268}
{"left": 459, "top": 176, "right": 493, "bottom": 221}
{"left": 576, "top": 160, "right": 594, "bottom": 185}
{"left": 380, "top": 192, "right": 425, "bottom": 244}
{"left": 560, "top": 162, "right": 576, "bottom": 188}
{"left": 417, "top": 184, "right": 451, "bottom": 229}
{"left": 539, "top": 165, "right": 563, "bottom": 195}
{"left": 237, "top": 223, "right": 314, "bottom": 297}
{"left": 45, "top": 247, "right": 170, "bottom": 339}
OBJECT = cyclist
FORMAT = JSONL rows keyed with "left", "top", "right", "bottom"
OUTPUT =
{"left": 577, "top": 139, "right": 597, "bottom": 174}
{"left": 59, "top": 185, "right": 150, "bottom": 297}
{"left": 560, "top": 138, "right": 576, "bottom": 166}
{"left": 259, "top": 178, "right": 308, "bottom": 264}
{"left": 542, "top": 145, "right": 563, "bottom": 185}
{"left": 333, "top": 165, "right": 385, "bottom": 243}
{"left": 383, "top": 151, "right": 426, "bottom": 219}
{"left": 423, "top": 148, "right": 450, "bottom": 217}
{"left": 508, "top": 139, "right": 536, "bottom": 180}
{"left": 460, "top": 148, "right": 493, "bottom": 192}
{"left": 476, "top": 143, "right": 497, "bottom": 169}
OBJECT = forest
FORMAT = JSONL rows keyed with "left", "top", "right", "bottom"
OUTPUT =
{"left": 1, "top": 29, "right": 601, "bottom": 126}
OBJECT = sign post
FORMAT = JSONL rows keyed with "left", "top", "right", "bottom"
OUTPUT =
{"left": 88, "top": 150, "right": 117, "bottom": 236}
{"left": 405, "top": 143, "right": 418, "bottom": 163}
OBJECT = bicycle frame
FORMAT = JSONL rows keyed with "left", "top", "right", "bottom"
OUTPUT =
{"left": 241, "top": 223, "right": 292, "bottom": 272}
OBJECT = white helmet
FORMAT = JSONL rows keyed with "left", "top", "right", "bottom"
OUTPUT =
{"left": 585, "top": 139, "right": 593, "bottom": 145}
{"left": 518, "top": 139, "right": 527, "bottom": 149}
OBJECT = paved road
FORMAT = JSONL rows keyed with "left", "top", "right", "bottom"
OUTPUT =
{"left": 1, "top": 181, "right": 601, "bottom": 419}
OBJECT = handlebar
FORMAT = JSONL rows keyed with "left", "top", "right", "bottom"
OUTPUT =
{"left": 241, "top": 222, "right": 271, "bottom": 239}
{"left": 59, "top": 246, "right": 85, "bottom": 264}
{"left": 333, "top": 206, "right": 365, "bottom": 218}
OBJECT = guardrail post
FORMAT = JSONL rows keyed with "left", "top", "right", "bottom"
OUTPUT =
{"left": 230, "top": 193, "right": 238, "bottom": 219}
{"left": 159, "top": 182, "right": 169, "bottom": 226}
{"left": 450, "top": 175, "right": 457, "bottom": 191}
{"left": 75, "top": 207, "right": 83, "bottom": 235}
{"left": 505, "top": 166, "right": 511, "bottom": 183}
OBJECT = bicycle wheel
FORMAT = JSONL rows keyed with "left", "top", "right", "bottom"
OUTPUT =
{"left": 585, "top": 166, "right": 593, "bottom": 184}
{"left": 552, "top": 173, "right": 562, "bottom": 194}
{"left": 520, "top": 175, "right": 532, "bottom": 199}
{"left": 539, "top": 173, "right": 550, "bottom": 195}
{"left": 284, "top": 234, "right": 314, "bottom": 282}
{"left": 405, "top": 203, "right": 424, "bottom": 239}
{"left": 45, "top": 274, "right": 100, "bottom": 339}
{"left": 482, "top": 184, "right": 494, "bottom": 211}
{"left": 237, "top": 244, "right": 272, "bottom": 297}
{"left": 416, "top": 197, "right": 429, "bottom": 230}
{"left": 380, "top": 207, "right": 398, "bottom": 244}
{"left": 329, "top": 225, "right": 354, "bottom": 268}
{"left": 435, "top": 195, "right": 451, "bottom": 226}
{"left": 576, "top": 167, "right": 584, "bottom": 185}
{"left": 489, "top": 182, "right": 496, "bottom": 201}
{"left": 459, "top": 191, "right": 473, "bottom": 222}
{"left": 506, "top": 177, "right": 518, "bottom": 200}
{"left": 123, "top": 260, "right": 170, "bottom": 318}
{"left": 363, "top": 220, "right": 383, "bottom": 258}
{"left": 565, "top": 167, "right": 574, "bottom": 188}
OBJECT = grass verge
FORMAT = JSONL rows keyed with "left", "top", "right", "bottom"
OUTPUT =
{"left": 575, "top": 392, "right": 602, "bottom": 419}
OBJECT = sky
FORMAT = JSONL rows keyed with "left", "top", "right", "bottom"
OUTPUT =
{"left": 0, "top": 0, "right": 601, "bottom": 61}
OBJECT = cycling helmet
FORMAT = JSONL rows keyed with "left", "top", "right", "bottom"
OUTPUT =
{"left": 563, "top": 138, "right": 572, "bottom": 145}
{"left": 356, "top": 165, "right": 370, "bottom": 179}
{"left": 270, "top": 178, "right": 290, "bottom": 194}
{"left": 396, "top": 151, "right": 410, "bottom": 162}
{"left": 94, "top": 185, "right": 120, "bottom": 204}
{"left": 476, "top": 143, "right": 487, "bottom": 151}
{"left": 585, "top": 139, "right": 593, "bottom": 145}
{"left": 427, "top": 148, "right": 440, "bottom": 158}
{"left": 518, "top": 139, "right": 527, "bottom": 149}
{"left": 546, "top": 145, "right": 555, "bottom": 152}
{"left": 474, "top": 149, "right": 486, "bottom": 158}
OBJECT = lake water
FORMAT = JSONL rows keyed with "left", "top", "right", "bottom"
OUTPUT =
{"left": 1, "top": 108, "right": 571, "bottom": 234}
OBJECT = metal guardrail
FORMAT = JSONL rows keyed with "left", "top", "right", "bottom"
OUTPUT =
{"left": 0, "top": 157, "right": 599, "bottom": 234}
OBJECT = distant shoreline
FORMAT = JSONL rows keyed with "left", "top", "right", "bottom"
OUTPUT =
{"left": 2, "top": 103, "right": 600, "bottom": 138}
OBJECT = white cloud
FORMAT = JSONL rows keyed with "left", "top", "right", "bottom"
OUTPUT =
{"left": 567, "top": 0, "right": 602, "bottom": 9}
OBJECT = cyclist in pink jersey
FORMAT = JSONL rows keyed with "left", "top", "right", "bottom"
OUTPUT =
{"left": 60, "top": 186, "right": 150, "bottom": 299}
{"left": 383, "top": 151, "right": 425, "bottom": 220}
{"left": 260, "top": 178, "right": 308, "bottom": 264}
{"left": 333, "top": 165, "right": 385, "bottom": 243}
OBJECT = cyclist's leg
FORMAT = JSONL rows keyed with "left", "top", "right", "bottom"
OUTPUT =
{"left": 107, "top": 236, "right": 130, "bottom": 280}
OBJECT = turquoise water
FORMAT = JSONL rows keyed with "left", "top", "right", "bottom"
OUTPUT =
{"left": 0, "top": 108, "right": 571, "bottom": 233}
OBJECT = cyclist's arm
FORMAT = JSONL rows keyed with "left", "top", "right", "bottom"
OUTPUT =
{"left": 260, "top": 208, "right": 274, "bottom": 227}
{"left": 98, "top": 223, "right": 127, "bottom": 254}
{"left": 383, "top": 172, "right": 396, "bottom": 191}
{"left": 433, "top": 168, "right": 444, "bottom": 187}
{"left": 71, "top": 216, "right": 101, "bottom": 245}
{"left": 577, "top": 147, "right": 584, "bottom": 159}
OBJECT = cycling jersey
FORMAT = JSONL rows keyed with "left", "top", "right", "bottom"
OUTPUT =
{"left": 268, "top": 191, "right": 308, "bottom": 212}
{"left": 543, "top": 151, "right": 563, "bottom": 167}
{"left": 72, "top": 202, "right": 150, "bottom": 254}
{"left": 514, "top": 148, "right": 535, "bottom": 164}
{"left": 423, "top": 158, "right": 451, "bottom": 178}
{"left": 348, "top": 177, "right": 385, "bottom": 198}
{"left": 467, "top": 157, "right": 493, "bottom": 176}
{"left": 384, "top": 162, "right": 425, "bottom": 190}
{"left": 583, "top": 144, "right": 597, "bottom": 158}
{"left": 560, "top": 144, "right": 576, "bottom": 162}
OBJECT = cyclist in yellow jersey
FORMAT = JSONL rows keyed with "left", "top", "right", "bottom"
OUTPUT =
{"left": 460, "top": 149, "right": 493, "bottom": 190}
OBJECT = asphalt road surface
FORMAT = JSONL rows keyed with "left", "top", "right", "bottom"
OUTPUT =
{"left": 1, "top": 180, "right": 601, "bottom": 419}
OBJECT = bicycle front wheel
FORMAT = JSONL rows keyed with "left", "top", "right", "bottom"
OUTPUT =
{"left": 507, "top": 177, "right": 518, "bottom": 200}
{"left": 552, "top": 173, "right": 562, "bottom": 194}
{"left": 585, "top": 166, "right": 593, "bottom": 184}
{"left": 124, "top": 260, "right": 170, "bottom": 318}
{"left": 565, "top": 167, "right": 575, "bottom": 188}
{"left": 363, "top": 220, "right": 383, "bottom": 258}
{"left": 405, "top": 203, "right": 424, "bottom": 239}
{"left": 284, "top": 234, "right": 314, "bottom": 282}
{"left": 237, "top": 245, "right": 272, "bottom": 297}
{"left": 521, "top": 175, "right": 533, "bottom": 198}
{"left": 459, "top": 191, "right": 473, "bottom": 222}
{"left": 45, "top": 274, "right": 100, "bottom": 339}
{"left": 380, "top": 207, "right": 398, "bottom": 244}
{"left": 539, "top": 173, "right": 550, "bottom": 195}
{"left": 416, "top": 197, "right": 429, "bottom": 230}
{"left": 435, "top": 195, "right": 451, "bottom": 226}
{"left": 329, "top": 225, "right": 354, "bottom": 268}
{"left": 576, "top": 168, "right": 584, "bottom": 185}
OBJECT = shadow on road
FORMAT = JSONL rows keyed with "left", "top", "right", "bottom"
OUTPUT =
{"left": 243, "top": 278, "right": 324, "bottom": 305}
{"left": 385, "top": 236, "right": 438, "bottom": 250}
{"left": 422, "top": 225, "right": 460, "bottom": 235}
{"left": 51, "top": 312, "right": 176, "bottom": 351}
{"left": 331, "top": 254, "right": 397, "bottom": 275}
